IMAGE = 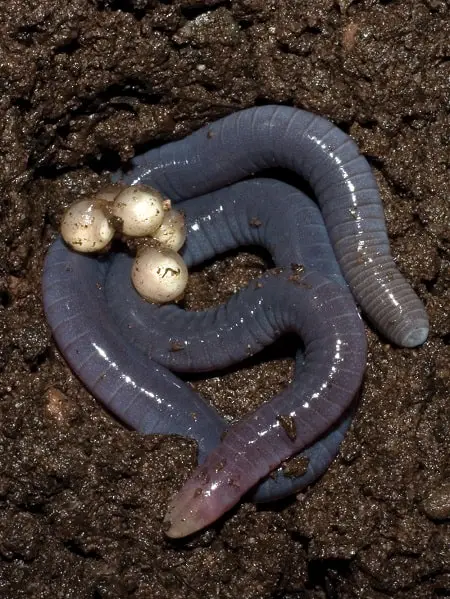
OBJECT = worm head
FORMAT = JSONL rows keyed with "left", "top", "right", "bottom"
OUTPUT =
{"left": 164, "top": 459, "right": 244, "bottom": 538}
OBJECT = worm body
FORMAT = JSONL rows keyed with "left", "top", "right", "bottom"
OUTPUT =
{"left": 43, "top": 240, "right": 366, "bottom": 537}
{"left": 43, "top": 180, "right": 358, "bottom": 506}
{"left": 124, "top": 105, "right": 428, "bottom": 347}
{"left": 43, "top": 106, "right": 428, "bottom": 537}
{"left": 163, "top": 268, "right": 366, "bottom": 537}
{"left": 42, "top": 239, "right": 224, "bottom": 457}
{"left": 106, "top": 179, "right": 345, "bottom": 373}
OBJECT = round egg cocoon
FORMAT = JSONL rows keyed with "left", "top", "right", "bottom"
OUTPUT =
{"left": 112, "top": 185, "right": 166, "bottom": 237}
{"left": 152, "top": 209, "right": 186, "bottom": 251}
{"left": 132, "top": 246, "right": 188, "bottom": 303}
{"left": 60, "top": 199, "right": 115, "bottom": 253}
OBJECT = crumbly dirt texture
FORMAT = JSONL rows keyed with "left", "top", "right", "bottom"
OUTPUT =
{"left": 0, "top": 1, "right": 449, "bottom": 597}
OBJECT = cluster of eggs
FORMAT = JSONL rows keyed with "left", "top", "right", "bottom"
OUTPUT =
{"left": 60, "top": 184, "right": 188, "bottom": 303}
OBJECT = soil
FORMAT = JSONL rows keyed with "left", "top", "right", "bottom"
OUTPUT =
{"left": 0, "top": 1, "right": 449, "bottom": 598}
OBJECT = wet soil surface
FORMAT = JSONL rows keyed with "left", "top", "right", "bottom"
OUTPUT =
{"left": 0, "top": 1, "right": 449, "bottom": 597}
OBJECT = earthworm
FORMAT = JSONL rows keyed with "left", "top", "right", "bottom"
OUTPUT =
{"left": 123, "top": 105, "right": 428, "bottom": 348}
{"left": 42, "top": 179, "right": 358, "bottom": 508}
{"left": 43, "top": 240, "right": 366, "bottom": 538}
{"left": 42, "top": 105, "right": 429, "bottom": 537}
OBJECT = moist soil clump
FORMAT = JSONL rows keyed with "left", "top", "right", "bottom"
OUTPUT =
{"left": 0, "top": 1, "right": 449, "bottom": 598}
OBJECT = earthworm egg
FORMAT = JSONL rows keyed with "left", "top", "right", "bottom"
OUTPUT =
{"left": 132, "top": 246, "right": 188, "bottom": 303}
{"left": 60, "top": 199, "right": 115, "bottom": 253}
{"left": 112, "top": 185, "right": 166, "bottom": 237}
{"left": 152, "top": 208, "right": 187, "bottom": 251}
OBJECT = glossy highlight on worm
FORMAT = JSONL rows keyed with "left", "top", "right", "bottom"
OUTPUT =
{"left": 42, "top": 105, "right": 428, "bottom": 538}
{"left": 124, "top": 105, "right": 428, "bottom": 348}
{"left": 42, "top": 180, "right": 358, "bottom": 507}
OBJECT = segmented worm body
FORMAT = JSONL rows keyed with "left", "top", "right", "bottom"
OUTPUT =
{"left": 42, "top": 106, "right": 428, "bottom": 537}
{"left": 106, "top": 179, "right": 346, "bottom": 373}
{"left": 124, "top": 105, "right": 428, "bottom": 348}
{"left": 43, "top": 180, "right": 357, "bottom": 506}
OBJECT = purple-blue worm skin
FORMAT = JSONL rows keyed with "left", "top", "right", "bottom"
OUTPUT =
{"left": 42, "top": 105, "right": 429, "bottom": 538}
{"left": 123, "top": 105, "right": 428, "bottom": 348}
{"left": 106, "top": 179, "right": 347, "bottom": 372}
{"left": 43, "top": 240, "right": 366, "bottom": 538}
{"left": 105, "top": 179, "right": 356, "bottom": 505}
{"left": 43, "top": 180, "right": 355, "bottom": 506}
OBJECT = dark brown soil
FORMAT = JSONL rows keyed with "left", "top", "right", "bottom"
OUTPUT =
{"left": 0, "top": 1, "right": 449, "bottom": 597}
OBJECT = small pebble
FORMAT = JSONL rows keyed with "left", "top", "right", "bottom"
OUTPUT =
{"left": 422, "top": 481, "right": 450, "bottom": 520}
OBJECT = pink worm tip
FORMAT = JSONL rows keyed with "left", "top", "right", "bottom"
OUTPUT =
{"left": 164, "top": 477, "right": 232, "bottom": 538}
{"left": 164, "top": 505, "right": 205, "bottom": 539}
{"left": 164, "top": 456, "right": 257, "bottom": 538}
